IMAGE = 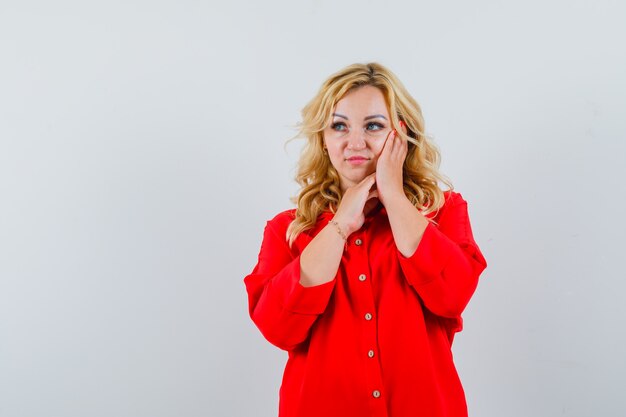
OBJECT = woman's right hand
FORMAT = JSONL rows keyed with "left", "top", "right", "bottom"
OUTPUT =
{"left": 333, "top": 172, "right": 379, "bottom": 236}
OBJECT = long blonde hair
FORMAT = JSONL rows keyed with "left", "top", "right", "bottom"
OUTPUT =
{"left": 285, "top": 62, "right": 453, "bottom": 247}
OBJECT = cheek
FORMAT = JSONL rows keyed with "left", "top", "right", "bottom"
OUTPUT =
{"left": 323, "top": 129, "right": 346, "bottom": 142}
{"left": 372, "top": 140, "right": 386, "bottom": 157}
{"left": 326, "top": 147, "right": 344, "bottom": 165}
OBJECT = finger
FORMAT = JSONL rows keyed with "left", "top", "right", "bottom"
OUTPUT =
{"left": 399, "top": 136, "right": 408, "bottom": 160}
{"left": 393, "top": 132, "right": 407, "bottom": 160}
{"left": 381, "top": 129, "right": 396, "bottom": 156}
{"left": 359, "top": 172, "right": 376, "bottom": 183}
{"left": 358, "top": 172, "right": 377, "bottom": 189}
{"left": 381, "top": 129, "right": 392, "bottom": 149}
{"left": 389, "top": 130, "right": 401, "bottom": 158}
{"left": 400, "top": 135, "right": 408, "bottom": 158}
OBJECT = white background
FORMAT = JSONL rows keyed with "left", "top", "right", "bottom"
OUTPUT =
{"left": 1, "top": 1, "right": 625, "bottom": 416}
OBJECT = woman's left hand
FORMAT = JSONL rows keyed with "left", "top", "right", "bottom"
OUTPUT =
{"left": 375, "top": 124, "right": 408, "bottom": 207}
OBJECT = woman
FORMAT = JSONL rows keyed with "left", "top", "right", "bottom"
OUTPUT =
{"left": 244, "top": 62, "right": 487, "bottom": 417}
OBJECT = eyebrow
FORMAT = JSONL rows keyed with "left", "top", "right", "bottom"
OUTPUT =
{"left": 332, "top": 112, "right": 388, "bottom": 121}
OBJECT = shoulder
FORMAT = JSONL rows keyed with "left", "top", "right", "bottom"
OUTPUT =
{"left": 266, "top": 208, "right": 297, "bottom": 231}
{"left": 263, "top": 208, "right": 311, "bottom": 254}
{"left": 430, "top": 190, "right": 469, "bottom": 221}
{"left": 442, "top": 189, "right": 467, "bottom": 206}
{"left": 264, "top": 207, "right": 325, "bottom": 252}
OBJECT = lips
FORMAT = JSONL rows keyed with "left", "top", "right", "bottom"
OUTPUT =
{"left": 346, "top": 156, "right": 369, "bottom": 166}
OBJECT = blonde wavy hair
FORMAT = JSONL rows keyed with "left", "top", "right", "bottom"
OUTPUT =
{"left": 285, "top": 62, "right": 453, "bottom": 247}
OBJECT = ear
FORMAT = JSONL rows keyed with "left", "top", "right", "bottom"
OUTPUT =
{"left": 398, "top": 120, "right": 408, "bottom": 135}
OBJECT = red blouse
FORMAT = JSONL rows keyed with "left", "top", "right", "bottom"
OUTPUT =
{"left": 244, "top": 191, "right": 487, "bottom": 417}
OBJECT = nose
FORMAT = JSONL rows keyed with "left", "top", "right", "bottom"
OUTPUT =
{"left": 346, "top": 129, "right": 367, "bottom": 150}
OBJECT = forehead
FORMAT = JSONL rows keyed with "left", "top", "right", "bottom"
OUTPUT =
{"left": 334, "top": 85, "right": 388, "bottom": 117}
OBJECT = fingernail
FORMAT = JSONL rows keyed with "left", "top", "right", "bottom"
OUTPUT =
{"left": 399, "top": 121, "right": 405, "bottom": 128}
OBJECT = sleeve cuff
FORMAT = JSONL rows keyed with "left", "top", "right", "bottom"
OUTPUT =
{"left": 397, "top": 221, "right": 458, "bottom": 286}
{"left": 271, "top": 255, "right": 336, "bottom": 315}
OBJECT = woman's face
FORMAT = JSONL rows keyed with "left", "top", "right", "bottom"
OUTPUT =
{"left": 323, "top": 85, "right": 392, "bottom": 192}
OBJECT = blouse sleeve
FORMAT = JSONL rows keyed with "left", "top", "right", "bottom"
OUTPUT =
{"left": 244, "top": 219, "right": 336, "bottom": 351}
{"left": 396, "top": 192, "right": 487, "bottom": 319}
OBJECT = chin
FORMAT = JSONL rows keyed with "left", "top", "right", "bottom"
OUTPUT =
{"left": 349, "top": 172, "right": 373, "bottom": 183}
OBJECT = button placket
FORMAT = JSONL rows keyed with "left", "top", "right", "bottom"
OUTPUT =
{"left": 348, "top": 228, "right": 384, "bottom": 410}
{"left": 361, "top": 278, "right": 380, "bottom": 402}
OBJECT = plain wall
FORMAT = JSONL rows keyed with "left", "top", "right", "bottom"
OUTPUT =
{"left": 1, "top": 1, "right": 625, "bottom": 416}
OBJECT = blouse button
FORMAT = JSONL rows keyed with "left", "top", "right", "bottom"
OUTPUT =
{"left": 358, "top": 274, "right": 367, "bottom": 282}
{"left": 355, "top": 238, "right": 363, "bottom": 246}
{"left": 364, "top": 313, "right": 373, "bottom": 321}
{"left": 368, "top": 350, "right": 375, "bottom": 358}
{"left": 372, "top": 390, "right": 381, "bottom": 398}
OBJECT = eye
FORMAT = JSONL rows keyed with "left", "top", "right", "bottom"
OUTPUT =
{"left": 331, "top": 121, "right": 347, "bottom": 132}
{"left": 366, "top": 122, "right": 384, "bottom": 131}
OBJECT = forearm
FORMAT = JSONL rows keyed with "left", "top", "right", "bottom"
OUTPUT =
{"left": 391, "top": 194, "right": 488, "bottom": 318}
{"left": 385, "top": 194, "right": 429, "bottom": 257}
{"left": 299, "top": 221, "right": 346, "bottom": 287}
{"left": 245, "top": 218, "right": 339, "bottom": 350}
